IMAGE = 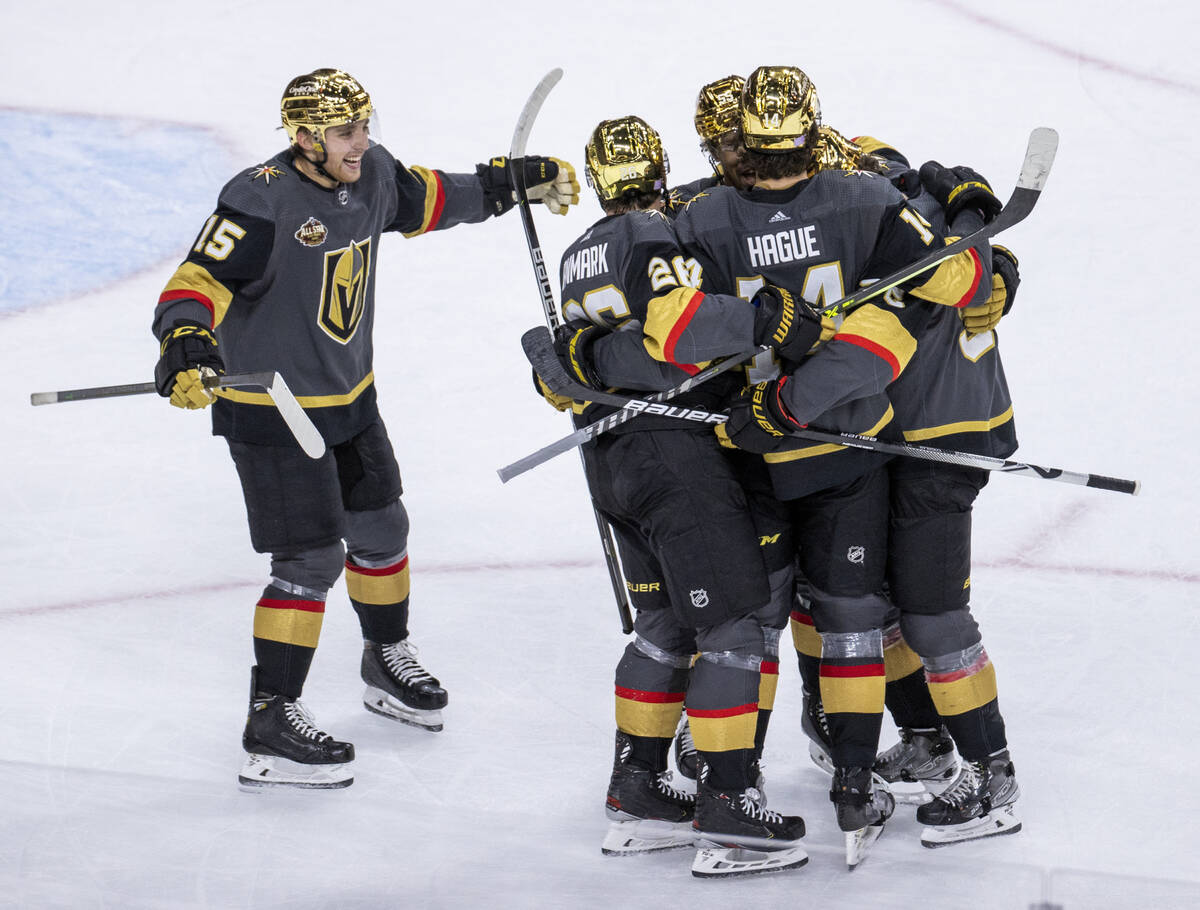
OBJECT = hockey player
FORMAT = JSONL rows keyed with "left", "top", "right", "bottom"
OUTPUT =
{"left": 855, "top": 139, "right": 1023, "bottom": 846}
{"left": 152, "top": 68, "right": 579, "bottom": 789}
{"left": 539, "top": 115, "right": 807, "bottom": 878}
{"left": 637, "top": 64, "right": 993, "bottom": 865}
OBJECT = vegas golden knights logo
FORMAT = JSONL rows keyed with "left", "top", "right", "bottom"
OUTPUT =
{"left": 318, "top": 238, "right": 372, "bottom": 343}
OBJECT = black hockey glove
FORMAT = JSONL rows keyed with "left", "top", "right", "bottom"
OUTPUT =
{"left": 961, "top": 245, "right": 1021, "bottom": 335}
{"left": 553, "top": 323, "right": 607, "bottom": 389}
{"left": 752, "top": 285, "right": 830, "bottom": 362}
{"left": 476, "top": 156, "right": 581, "bottom": 216}
{"left": 714, "top": 378, "right": 804, "bottom": 453}
{"left": 154, "top": 321, "right": 224, "bottom": 409}
{"left": 918, "top": 161, "right": 1003, "bottom": 224}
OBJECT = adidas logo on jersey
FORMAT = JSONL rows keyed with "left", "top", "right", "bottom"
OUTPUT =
{"left": 768, "top": 210, "right": 791, "bottom": 223}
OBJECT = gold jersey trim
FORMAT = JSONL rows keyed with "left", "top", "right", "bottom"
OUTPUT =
{"left": 160, "top": 262, "right": 235, "bottom": 327}
{"left": 902, "top": 405, "right": 1014, "bottom": 442}
{"left": 764, "top": 404, "right": 894, "bottom": 463}
{"left": 216, "top": 371, "right": 375, "bottom": 407}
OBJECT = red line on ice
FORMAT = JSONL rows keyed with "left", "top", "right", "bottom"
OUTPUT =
{"left": 923, "top": 0, "right": 1200, "bottom": 97}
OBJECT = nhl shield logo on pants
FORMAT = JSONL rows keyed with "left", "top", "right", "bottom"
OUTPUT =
{"left": 690, "top": 589, "right": 709, "bottom": 609}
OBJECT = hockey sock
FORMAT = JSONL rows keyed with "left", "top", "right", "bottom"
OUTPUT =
{"left": 346, "top": 554, "right": 410, "bottom": 643}
{"left": 253, "top": 582, "right": 325, "bottom": 698}
{"left": 924, "top": 643, "right": 1007, "bottom": 760}
{"left": 819, "top": 630, "right": 886, "bottom": 768}
{"left": 789, "top": 607, "right": 822, "bottom": 691}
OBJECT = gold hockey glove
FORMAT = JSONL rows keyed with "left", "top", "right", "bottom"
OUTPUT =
{"left": 532, "top": 369, "right": 573, "bottom": 412}
{"left": 154, "top": 321, "right": 224, "bottom": 410}
{"left": 525, "top": 156, "right": 580, "bottom": 214}
{"left": 961, "top": 245, "right": 1020, "bottom": 335}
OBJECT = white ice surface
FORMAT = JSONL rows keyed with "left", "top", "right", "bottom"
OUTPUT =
{"left": 2, "top": 1, "right": 1200, "bottom": 907}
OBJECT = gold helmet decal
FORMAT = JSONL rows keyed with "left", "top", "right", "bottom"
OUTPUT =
{"left": 584, "top": 116, "right": 669, "bottom": 203}
{"left": 281, "top": 68, "right": 373, "bottom": 149}
{"left": 741, "top": 66, "right": 821, "bottom": 153}
{"left": 694, "top": 75, "right": 745, "bottom": 145}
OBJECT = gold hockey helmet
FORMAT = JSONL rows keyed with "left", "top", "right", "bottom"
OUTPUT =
{"left": 584, "top": 116, "right": 669, "bottom": 203}
{"left": 694, "top": 75, "right": 745, "bottom": 145}
{"left": 740, "top": 65, "right": 821, "bottom": 153}
{"left": 280, "top": 68, "right": 373, "bottom": 149}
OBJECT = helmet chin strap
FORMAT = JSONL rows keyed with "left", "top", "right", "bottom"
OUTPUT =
{"left": 296, "top": 140, "right": 339, "bottom": 185}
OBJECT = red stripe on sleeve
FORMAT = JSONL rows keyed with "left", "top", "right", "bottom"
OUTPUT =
{"left": 687, "top": 702, "right": 758, "bottom": 719}
{"left": 953, "top": 247, "right": 984, "bottom": 308}
{"left": 820, "top": 662, "right": 885, "bottom": 679}
{"left": 256, "top": 598, "right": 326, "bottom": 613}
{"left": 426, "top": 172, "right": 446, "bottom": 232}
{"left": 661, "top": 290, "right": 706, "bottom": 375}
{"left": 344, "top": 556, "right": 409, "bottom": 577}
{"left": 836, "top": 333, "right": 901, "bottom": 380}
{"left": 614, "top": 686, "right": 687, "bottom": 704}
{"left": 157, "top": 288, "right": 215, "bottom": 324}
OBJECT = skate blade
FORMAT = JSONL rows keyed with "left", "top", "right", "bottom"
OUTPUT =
{"left": 808, "top": 740, "right": 835, "bottom": 775}
{"left": 238, "top": 753, "right": 353, "bottom": 790}
{"left": 921, "top": 804, "right": 1022, "bottom": 848}
{"left": 692, "top": 844, "right": 808, "bottom": 878}
{"left": 845, "top": 822, "right": 885, "bottom": 870}
{"left": 601, "top": 818, "right": 694, "bottom": 856}
{"left": 889, "top": 780, "right": 935, "bottom": 806}
{"left": 363, "top": 687, "right": 444, "bottom": 732}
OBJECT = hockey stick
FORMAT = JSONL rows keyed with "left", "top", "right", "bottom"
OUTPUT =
{"left": 499, "top": 126, "right": 1060, "bottom": 481}
{"left": 518, "top": 335, "right": 1140, "bottom": 495}
{"left": 818, "top": 126, "right": 1058, "bottom": 318}
{"left": 30, "top": 371, "right": 327, "bottom": 460}
{"left": 508, "top": 68, "right": 634, "bottom": 634}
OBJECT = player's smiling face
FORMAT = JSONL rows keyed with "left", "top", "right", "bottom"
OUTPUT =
{"left": 318, "top": 120, "right": 370, "bottom": 184}
{"left": 294, "top": 119, "right": 370, "bottom": 187}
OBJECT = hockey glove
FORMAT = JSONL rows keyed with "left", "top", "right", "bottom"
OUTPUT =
{"left": 752, "top": 285, "right": 831, "bottom": 362}
{"left": 525, "top": 156, "right": 580, "bottom": 215}
{"left": 918, "top": 161, "right": 1003, "bottom": 224}
{"left": 532, "top": 368, "right": 574, "bottom": 412}
{"left": 553, "top": 322, "right": 608, "bottom": 388}
{"left": 961, "top": 245, "right": 1021, "bottom": 336}
{"left": 476, "top": 156, "right": 581, "bottom": 216}
{"left": 154, "top": 321, "right": 224, "bottom": 409}
{"left": 714, "top": 378, "right": 804, "bottom": 453}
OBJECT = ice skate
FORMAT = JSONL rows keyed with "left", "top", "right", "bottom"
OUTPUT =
{"left": 674, "top": 715, "right": 698, "bottom": 780}
{"left": 831, "top": 766, "right": 894, "bottom": 869}
{"left": 918, "top": 751, "right": 1021, "bottom": 847}
{"left": 874, "top": 725, "right": 959, "bottom": 805}
{"left": 603, "top": 732, "right": 695, "bottom": 856}
{"left": 691, "top": 777, "right": 807, "bottom": 878}
{"left": 801, "top": 690, "right": 835, "bottom": 775}
{"left": 239, "top": 686, "right": 354, "bottom": 790}
{"left": 361, "top": 638, "right": 447, "bottom": 732}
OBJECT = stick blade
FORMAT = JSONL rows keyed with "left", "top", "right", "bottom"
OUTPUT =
{"left": 1018, "top": 127, "right": 1059, "bottom": 191}
{"left": 509, "top": 68, "right": 564, "bottom": 159}
{"left": 258, "top": 374, "right": 326, "bottom": 460}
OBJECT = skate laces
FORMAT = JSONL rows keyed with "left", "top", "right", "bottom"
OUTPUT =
{"left": 677, "top": 721, "right": 695, "bottom": 754}
{"left": 381, "top": 640, "right": 435, "bottom": 685}
{"left": 738, "top": 787, "right": 784, "bottom": 823}
{"left": 283, "top": 700, "right": 330, "bottom": 743}
{"left": 938, "top": 760, "right": 985, "bottom": 808}
{"left": 653, "top": 770, "right": 692, "bottom": 803}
